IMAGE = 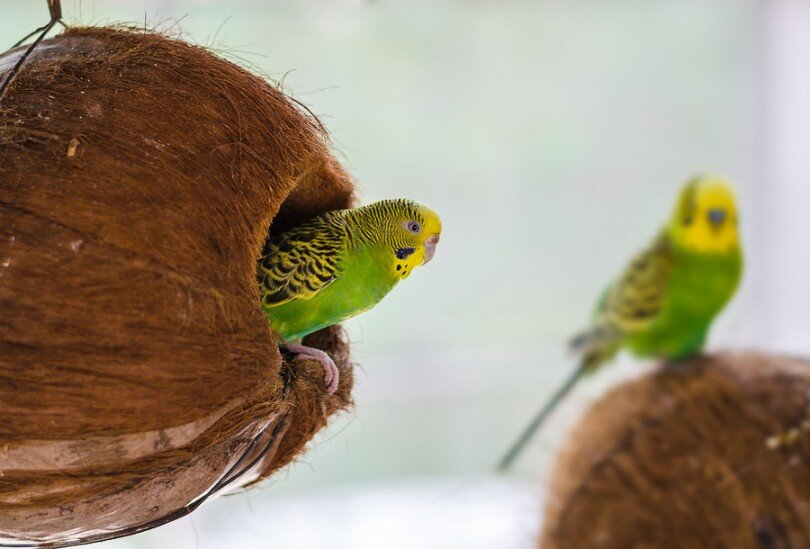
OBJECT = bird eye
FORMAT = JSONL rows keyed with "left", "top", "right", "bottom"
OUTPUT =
{"left": 406, "top": 221, "right": 421, "bottom": 234}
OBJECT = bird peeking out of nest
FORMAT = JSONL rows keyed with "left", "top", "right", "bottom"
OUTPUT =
{"left": 499, "top": 175, "right": 743, "bottom": 470}
{"left": 258, "top": 198, "right": 442, "bottom": 393}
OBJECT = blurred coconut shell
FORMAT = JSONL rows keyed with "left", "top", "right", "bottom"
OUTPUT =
{"left": 0, "top": 26, "right": 355, "bottom": 545}
{"left": 541, "top": 352, "right": 810, "bottom": 548}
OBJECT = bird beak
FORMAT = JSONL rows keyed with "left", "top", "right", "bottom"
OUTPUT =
{"left": 423, "top": 234, "right": 440, "bottom": 264}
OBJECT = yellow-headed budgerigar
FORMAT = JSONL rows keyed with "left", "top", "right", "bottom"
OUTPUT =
{"left": 499, "top": 175, "right": 743, "bottom": 470}
{"left": 258, "top": 199, "right": 442, "bottom": 393}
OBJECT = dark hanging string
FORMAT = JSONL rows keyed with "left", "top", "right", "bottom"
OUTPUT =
{"left": 0, "top": 0, "right": 64, "bottom": 106}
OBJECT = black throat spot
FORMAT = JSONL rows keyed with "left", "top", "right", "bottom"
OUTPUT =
{"left": 395, "top": 247, "right": 415, "bottom": 260}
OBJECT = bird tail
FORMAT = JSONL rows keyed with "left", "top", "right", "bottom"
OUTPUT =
{"left": 497, "top": 335, "right": 616, "bottom": 472}
{"left": 497, "top": 362, "right": 588, "bottom": 472}
{"left": 568, "top": 325, "right": 616, "bottom": 361}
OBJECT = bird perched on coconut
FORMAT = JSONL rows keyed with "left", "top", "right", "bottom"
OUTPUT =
{"left": 499, "top": 175, "right": 743, "bottom": 470}
{"left": 258, "top": 198, "right": 442, "bottom": 393}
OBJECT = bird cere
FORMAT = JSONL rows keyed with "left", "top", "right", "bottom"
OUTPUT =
{"left": 259, "top": 199, "right": 441, "bottom": 394}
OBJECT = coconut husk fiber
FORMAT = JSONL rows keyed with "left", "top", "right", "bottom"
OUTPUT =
{"left": 0, "top": 26, "right": 355, "bottom": 546}
{"left": 541, "top": 352, "right": 810, "bottom": 549}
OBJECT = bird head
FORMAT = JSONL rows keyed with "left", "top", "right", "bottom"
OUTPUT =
{"left": 355, "top": 198, "right": 442, "bottom": 278}
{"left": 667, "top": 175, "right": 740, "bottom": 254}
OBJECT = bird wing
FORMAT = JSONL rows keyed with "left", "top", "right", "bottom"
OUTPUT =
{"left": 599, "top": 231, "right": 674, "bottom": 334}
{"left": 570, "top": 232, "right": 674, "bottom": 358}
{"left": 258, "top": 213, "right": 347, "bottom": 307}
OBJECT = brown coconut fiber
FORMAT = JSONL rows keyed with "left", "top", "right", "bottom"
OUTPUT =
{"left": 0, "top": 26, "right": 355, "bottom": 546}
{"left": 541, "top": 352, "right": 810, "bottom": 549}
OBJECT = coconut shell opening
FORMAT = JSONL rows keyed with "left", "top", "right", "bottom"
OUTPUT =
{"left": 0, "top": 26, "right": 355, "bottom": 545}
{"left": 541, "top": 352, "right": 810, "bottom": 549}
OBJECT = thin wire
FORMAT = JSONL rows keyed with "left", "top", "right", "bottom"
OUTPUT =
{"left": 0, "top": 0, "right": 63, "bottom": 107}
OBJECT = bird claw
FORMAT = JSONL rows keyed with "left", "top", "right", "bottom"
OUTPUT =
{"left": 279, "top": 343, "right": 339, "bottom": 394}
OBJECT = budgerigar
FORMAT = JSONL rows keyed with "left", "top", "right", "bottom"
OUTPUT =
{"left": 499, "top": 175, "right": 743, "bottom": 470}
{"left": 258, "top": 198, "right": 442, "bottom": 393}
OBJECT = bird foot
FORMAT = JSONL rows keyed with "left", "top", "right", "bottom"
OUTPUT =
{"left": 279, "top": 343, "right": 339, "bottom": 394}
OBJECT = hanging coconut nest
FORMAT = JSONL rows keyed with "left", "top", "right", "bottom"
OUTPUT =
{"left": 541, "top": 352, "right": 810, "bottom": 548}
{"left": 0, "top": 26, "right": 356, "bottom": 546}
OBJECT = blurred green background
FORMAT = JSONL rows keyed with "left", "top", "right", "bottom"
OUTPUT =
{"left": 3, "top": 0, "right": 809, "bottom": 547}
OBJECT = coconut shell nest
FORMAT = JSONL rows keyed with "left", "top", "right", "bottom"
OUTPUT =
{"left": 541, "top": 352, "right": 810, "bottom": 549}
{"left": 0, "top": 26, "right": 356, "bottom": 545}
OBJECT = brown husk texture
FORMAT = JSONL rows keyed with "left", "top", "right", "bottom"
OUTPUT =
{"left": 541, "top": 352, "right": 810, "bottom": 549}
{"left": 0, "top": 26, "right": 354, "bottom": 544}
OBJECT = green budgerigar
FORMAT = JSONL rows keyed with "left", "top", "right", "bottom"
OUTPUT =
{"left": 258, "top": 198, "right": 442, "bottom": 393}
{"left": 499, "top": 175, "right": 743, "bottom": 470}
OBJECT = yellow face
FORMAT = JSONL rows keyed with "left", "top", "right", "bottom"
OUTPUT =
{"left": 668, "top": 176, "right": 740, "bottom": 254}
{"left": 392, "top": 203, "right": 442, "bottom": 279}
